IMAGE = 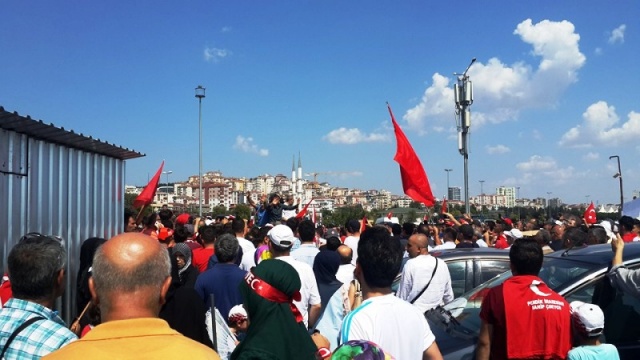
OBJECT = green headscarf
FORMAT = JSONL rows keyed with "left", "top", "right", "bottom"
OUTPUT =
{"left": 230, "top": 259, "right": 317, "bottom": 360}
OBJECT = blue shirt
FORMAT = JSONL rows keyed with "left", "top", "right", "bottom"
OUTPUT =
{"left": 0, "top": 298, "right": 76, "bottom": 359}
{"left": 567, "top": 343, "right": 620, "bottom": 360}
{"left": 194, "top": 264, "right": 247, "bottom": 319}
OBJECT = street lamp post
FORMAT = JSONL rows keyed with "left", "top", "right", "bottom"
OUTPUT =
{"left": 445, "top": 169, "right": 453, "bottom": 199}
{"left": 479, "top": 180, "right": 485, "bottom": 216}
{"left": 516, "top": 186, "right": 521, "bottom": 220}
{"left": 609, "top": 155, "right": 624, "bottom": 214}
{"left": 162, "top": 170, "right": 173, "bottom": 190}
{"left": 195, "top": 85, "right": 206, "bottom": 217}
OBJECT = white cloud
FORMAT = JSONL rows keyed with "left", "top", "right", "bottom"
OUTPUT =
{"left": 204, "top": 47, "right": 231, "bottom": 62}
{"left": 221, "top": 26, "right": 232, "bottom": 33}
{"left": 608, "top": 24, "right": 626, "bottom": 44}
{"left": 233, "top": 135, "right": 269, "bottom": 156}
{"left": 511, "top": 155, "right": 588, "bottom": 186}
{"left": 517, "top": 155, "right": 557, "bottom": 172}
{"left": 403, "top": 19, "right": 585, "bottom": 133}
{"left": 486, "top": 144, "right": 511, "bottom": 154}
{"left": 559, "top": 101, "right": 640, "bottom": 147}
{"left": 322, "top": 128, "right": 389, "bottom": 144}
{"left": 583, "top": 152, "right": 599, "bottom": 161}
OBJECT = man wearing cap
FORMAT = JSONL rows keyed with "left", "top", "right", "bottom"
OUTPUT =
{"left": 158, "top": 227, "right": 175, "bottom": 247}
{"left": 477, "top": 239, "right": 571, "bottom": 360}
{"left": 43, "top": 232, "right": 219, "bottom": 359}
{"left": 397, "top": 233, "right": 454, "bottom": 313}
{"left": 568, "top": 301, "right": 619, "bottom": 359}
{"left": 268, "top": 224, "right": 322, "bottom": 329}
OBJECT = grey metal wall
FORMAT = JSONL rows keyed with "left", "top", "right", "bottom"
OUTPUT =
{"left": 0, "top": 128, "right": 125, "bottom": 324}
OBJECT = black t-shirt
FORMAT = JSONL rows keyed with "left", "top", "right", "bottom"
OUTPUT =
{"left": 456, "top": 241, "right": 479, "bottom": 248}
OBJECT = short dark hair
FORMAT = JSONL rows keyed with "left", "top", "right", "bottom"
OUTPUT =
{"left": 298, "top": 220, "right": 315, "bottom": 242}
{"left": 326, "top": 236, "right": 342, "bottom": 251}
{"left": 357, "top": 226, "right": 403, "bottom": 288}
{"left": 286, "top": 217, "right": 299, "bottom": 233}
{"left": 8, "top": 234, "right": 66, "bottom": 300}
{"left": 173, "top": 225, "right": 189, "bottom": 243}
{"left": 509, "top": 239, "right": 543, "bottom": 276}
{"left": 619, "top": 216, "right": 634, "bottom": 232}
{"left": 215, "top": 234, "right": 240, "bottom": 263}
{"left": 587, "top": 227, "right": 608, "bottom": 245}
{"left": 231, "top": 218, "right": 246, "bottom": 234}
{"left": 563, "top": 227, "right": 588, "bottom": 247}
{"left": 200, "top": 225, "right": 218, "bottom": 245}
{"left": 345, "top": 219, "right": 360, "bottom": 233}
{"left": 391, "top": 223, "right": 402, "bottom": 236}
{"left": 443, "top": 227, "right": 458, "bottom": 242}
{"left": 402, "top": 222, "right": 415, "bottom": 236}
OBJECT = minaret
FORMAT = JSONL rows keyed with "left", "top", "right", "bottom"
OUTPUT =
{"left": 291, "top": 155, "right": 296, "bottom": 194}
{"left": 297, "top": 152, "right": 303, "bottom": 199}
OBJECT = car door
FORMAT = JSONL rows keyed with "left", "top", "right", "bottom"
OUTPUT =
{"left": 564, "top": 264, "right": 640, "bottom": 359}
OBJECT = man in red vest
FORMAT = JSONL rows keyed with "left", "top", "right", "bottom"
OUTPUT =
{"left": 477, "top": 239, "right": 571, "bottom": 359}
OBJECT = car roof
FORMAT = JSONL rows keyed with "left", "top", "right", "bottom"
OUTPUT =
{"left": 546, "top": 242, "right": 640, "bottom": 265}
{"left": 430, "top": 248, "right": 511, "bottom": 261}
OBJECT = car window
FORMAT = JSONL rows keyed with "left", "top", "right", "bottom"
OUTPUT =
{"left": 446, "top": 260, "right": 468, "bottom": 298}
{"left": 476, "top": 259, "right": 511, "bottom": 286}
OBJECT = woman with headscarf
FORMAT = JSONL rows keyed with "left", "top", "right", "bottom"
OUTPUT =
{"left": 231, "top": 259, "right": 317, "bottom": 360}
{"left": 75, "top": 237, "right": 106, "bottom": 331}
{"left": 172, "top": 242, "right": 199, "bottom": 289}
{"left": 313, "top": 250, "right": 343, "bottom": 313}
{"left": 160, "top": 251, "right": 213, "bottom": 348}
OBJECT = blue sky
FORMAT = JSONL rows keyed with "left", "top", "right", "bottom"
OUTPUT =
{"left": 1, "top": 1, "right": 638, "bottom": 205}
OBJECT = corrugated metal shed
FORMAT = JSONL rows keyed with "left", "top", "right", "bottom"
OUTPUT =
{"left": 0, "top": 106, "right": 144, "bottom": 324}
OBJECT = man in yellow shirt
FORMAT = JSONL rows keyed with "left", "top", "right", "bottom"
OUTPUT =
{"left": 44, "top": 232, "right": 220, "bottom": 360}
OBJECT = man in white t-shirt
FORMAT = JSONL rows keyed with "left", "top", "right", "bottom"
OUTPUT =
{"left": 291, "top": 220, "right": 319, "bottom": 268}
{"left": 268, "top": 224, "right": 322, "bottom": 329}
{"left": 339, "top": 226, "right": 443, "bottom": 359}
{"left": 231, "top": 218, "right": 256, "bottom": 271}
{"left": 432, "top": 227, "right": 457, "bottom": 250}
{"left": 335, "top": 245, "right": 355, "bottom": 284}
{"left": 397, "top": 233, "right": 454, "bottom": 313}
{"left": 343, "top": 219, "right": 361, "bottom": 265}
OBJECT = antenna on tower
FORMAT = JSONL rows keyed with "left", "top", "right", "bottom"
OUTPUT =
{"left": 453, "top": 57, "right": 476, "bottom": 214}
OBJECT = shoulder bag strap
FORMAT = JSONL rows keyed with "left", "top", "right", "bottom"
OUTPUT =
{"left": 0, "top": 316, "right": 45, "bottom": 358}
{"left": 409, "top": 258, "right": 439, "bottom": 304}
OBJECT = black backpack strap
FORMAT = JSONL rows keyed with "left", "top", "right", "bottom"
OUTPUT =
{"left": 410, "top": 258, "right": 439, "bottom": 304}
{"left": 0, "top": 316, "right": 46, "bottom": 358}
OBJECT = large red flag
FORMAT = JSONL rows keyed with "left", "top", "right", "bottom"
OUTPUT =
{"left": 388, "top": 104, "right": 435, "bottom": 207}
{"left": 296, "top": 198, "right": 315, "bottom": 219}
{"left": 133, "top": 161, "right": 164, "bottom": 208}
{"left": 441, "top": 197, "right": 448, "bottom": 214}
{"left": 584, "top": 202, "right": 597, "bottom": 224}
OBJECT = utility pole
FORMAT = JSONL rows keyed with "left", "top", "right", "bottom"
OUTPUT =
{"left": 609, "top": 155, "right": 624, "bottom": 214}
{"left": 479, "top": 180, "right": 485, "bottom": 216}
{"left": 454, "top": 58, "right": 476, "bottom": 214}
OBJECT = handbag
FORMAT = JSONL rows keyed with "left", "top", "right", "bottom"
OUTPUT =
{"left": 409, "top": 258, "right": 439, "bottom": 304}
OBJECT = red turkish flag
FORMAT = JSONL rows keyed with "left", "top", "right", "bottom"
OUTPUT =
{"left": 387, "top": 212, "right": 393, "bottom": 219}
{"left": 441, "top": 197, "right": 448, "bottom": 214}
{"left": 295, "top": 198, "right": 314, "bottom": 219}
{"left": 584, "top": 202, "right": 597, "bottom": 224}
{"left": 388, "top": 104, "right": 435, "bottom": 207}
{"left": 133, "top": 161, "right": 164, "bottom": 208}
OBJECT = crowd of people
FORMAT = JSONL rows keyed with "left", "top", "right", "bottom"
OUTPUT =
{"left": 1, "top": 192, "right": 638, "bottom": 359}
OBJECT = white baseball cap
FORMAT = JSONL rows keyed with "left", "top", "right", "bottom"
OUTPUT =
{"left": 267, "top": 224, "right": 295, "bottom": 248}
{"left": 570, "top": 301, "right": 604, "bottom": 337}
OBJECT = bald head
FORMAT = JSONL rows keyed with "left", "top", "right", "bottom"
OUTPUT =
{"left": 91, "top": 233, "right": 171, "bottom": 317}
{"left": 407, "top": 233, "right": 429, "bottom": 258}
{"left": 336, "top": 245, "right": 353, "bottom": 265}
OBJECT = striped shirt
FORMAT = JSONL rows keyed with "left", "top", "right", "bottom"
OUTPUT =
{"left": 0, "top": 298, "right": 76, "bottom": 359}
